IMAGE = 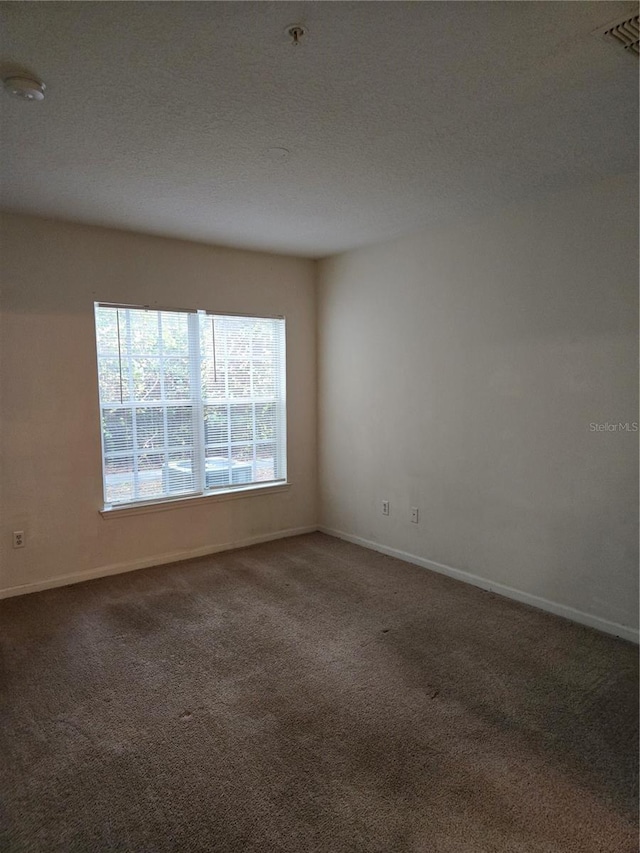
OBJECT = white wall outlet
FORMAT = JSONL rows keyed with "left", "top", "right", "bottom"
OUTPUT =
{"left": 382, "top": 500, "right": 390, "bottom": 516}
{"left": 410, "top": 507, "right": 419, "bottom": 524}
{"left": 13, "top": 530, "right": 25, "bottom": 548}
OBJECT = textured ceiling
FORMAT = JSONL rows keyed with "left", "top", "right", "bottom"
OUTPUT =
{"left": 0, "top": 1, "right": 638, "bottom": 257}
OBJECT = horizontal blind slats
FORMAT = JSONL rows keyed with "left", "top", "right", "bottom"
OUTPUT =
{"left": 95, "top": 305, "right": 286, "bottom": 507}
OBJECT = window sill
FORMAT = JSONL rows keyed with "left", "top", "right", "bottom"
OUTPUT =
{"left": 100, "top": 482, "right": 291, "bottom": 519}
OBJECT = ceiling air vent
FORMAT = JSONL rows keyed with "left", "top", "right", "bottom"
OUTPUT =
{"left": 595, "top": 14, "right": 639, "bottom": 57}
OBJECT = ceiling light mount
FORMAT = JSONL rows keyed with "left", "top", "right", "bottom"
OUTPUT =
{"left": 285, "top": 24, "right": 307, "bottom": 46}
{"left": 3, "top": 74, "right": 46, "bottom": 101}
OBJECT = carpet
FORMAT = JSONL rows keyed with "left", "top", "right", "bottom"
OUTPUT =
{"left": 0, "top": 532, "right": 637, "bottom": 852}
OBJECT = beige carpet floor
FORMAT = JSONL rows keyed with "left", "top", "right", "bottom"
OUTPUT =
{"left": 0, "top": 532, "right": 637, "bottom": 852}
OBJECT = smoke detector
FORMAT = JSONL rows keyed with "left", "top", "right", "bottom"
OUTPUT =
{"left": 3, "top": 74, "right": 46, "bottom": 101}
{"left": 594, "top": 14, "right": 639, "bottom": 57}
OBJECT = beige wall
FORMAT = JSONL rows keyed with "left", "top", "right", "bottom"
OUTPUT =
{"left": 0, "top": 214, "right": 317, "bottom": 594}
{"left": 2, "top": 176, "right": 637, "bottom": 639}
{"left": 318, "top": 174, "right": 639, "bottom": 638}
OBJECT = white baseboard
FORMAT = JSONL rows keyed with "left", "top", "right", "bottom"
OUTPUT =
{"left": 0, "top": 526, "right": 317, "bottom": 600}
{"left": 4, "top": 523, "right": 637, "bottom": 645}
{"left": 319, "top": 526, "right": 639, "bottom": 644}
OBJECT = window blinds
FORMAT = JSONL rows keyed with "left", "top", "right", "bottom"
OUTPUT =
{"left": 95, "top": 304, "right": 286, "bottom": 507}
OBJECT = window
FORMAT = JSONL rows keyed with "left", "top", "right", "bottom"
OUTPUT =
{"left": 94, "top": 303, "right": 286, "bottom": 508}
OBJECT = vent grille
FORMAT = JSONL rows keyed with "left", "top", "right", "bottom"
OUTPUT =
{"left": 601, "top": 15, "right": 639, "bottom": 57}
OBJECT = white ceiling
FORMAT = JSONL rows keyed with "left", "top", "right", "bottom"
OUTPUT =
{"left": 0, "top": 1, "right": 637, "bottom": 257}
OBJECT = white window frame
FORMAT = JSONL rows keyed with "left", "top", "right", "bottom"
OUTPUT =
{"left": 95, "top": 302, "right": 288, "bottom": 515}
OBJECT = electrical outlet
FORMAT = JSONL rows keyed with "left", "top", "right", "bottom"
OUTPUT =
{"left": 410, "top": 507, "right": 419, "bottom": 524}
{"left": 13, "top": 530, "right": 25, "bottom": 548}
{"left": 382, "top": 500, "right": 390, "bottom": 516}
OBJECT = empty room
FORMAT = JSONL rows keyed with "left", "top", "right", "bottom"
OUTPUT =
{"left": 0, "top": 2, "right": 638, "bottom": 851}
